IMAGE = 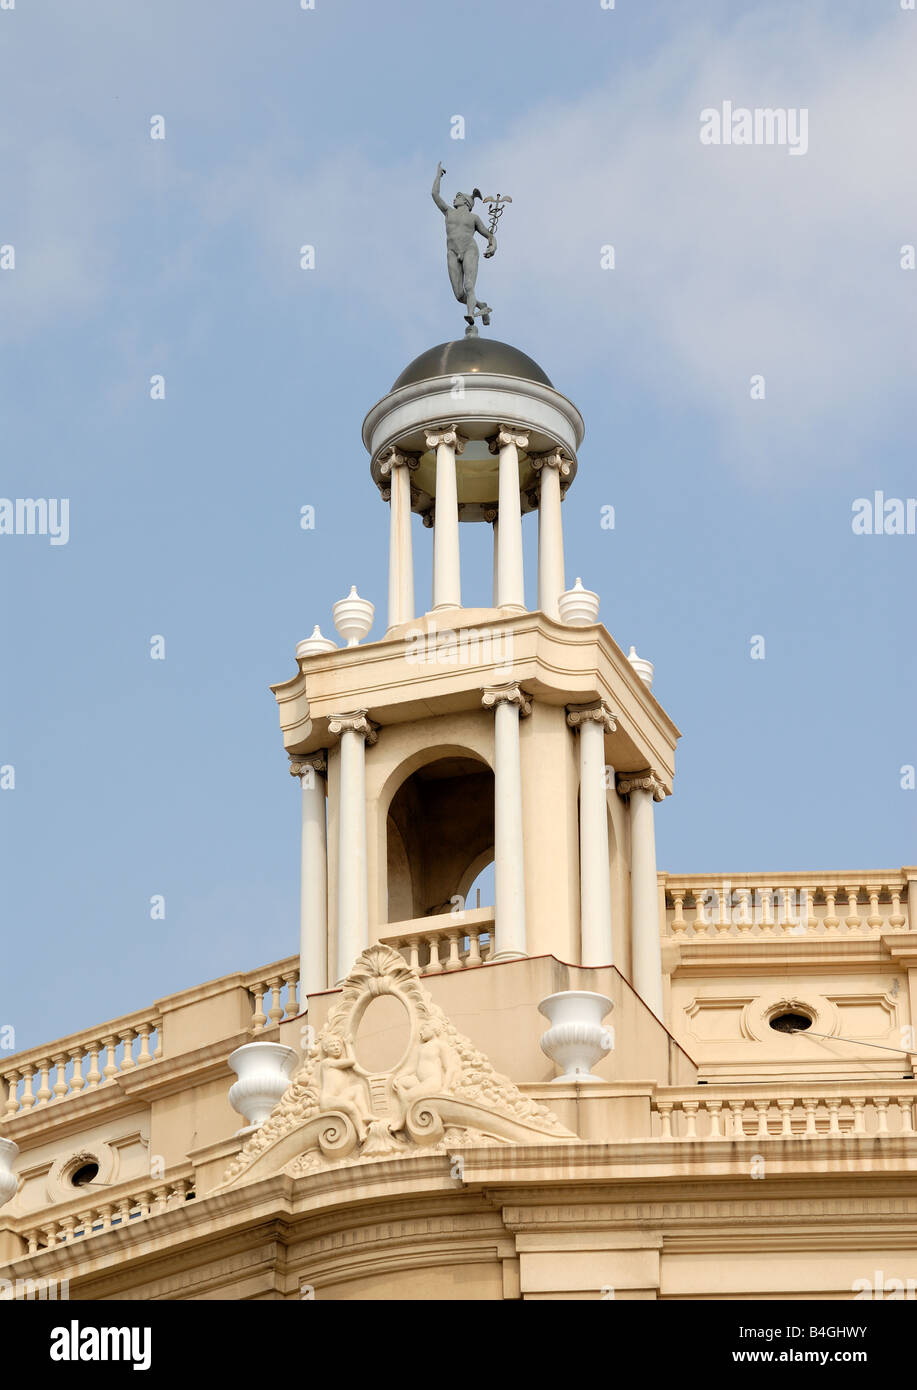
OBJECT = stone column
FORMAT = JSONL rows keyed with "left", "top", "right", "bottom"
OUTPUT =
{"left": 532, "top": 449, "right": 571, "bottom": 621}
{"left": 567, "top": 702, "right": 617, "bottom": 966}
{"left": 482, "top": 685, "right": 531, "bottom": 960}
{"left": 490, "top": 426, "right": 528, "bottom": 612}
{"left": 618, "top": 770, "right": 667, "bottom": 1019}
{"left": 484, "top": 508, "right": 498, "bottom": 607}
{"left": 289, "top": 754, "right": 328, "bottom": 1006}
{"left": 426, "top": 426, "right": 464, "bottom": 610}
{"left": 379, "top": 446, "right": 418, "bottom": 629}
{"left": 328, "top": 711, "right": 378, "bottom": 981}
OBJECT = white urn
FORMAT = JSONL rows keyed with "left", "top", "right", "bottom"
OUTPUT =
{"left": 627, "top": 644, "right": 654, "bottom": 689}
{"left": 0, "top": 1136, "right": 20, "bottom": 1208}
{"left": 538, "top": 991, "right": 614, "bottom": 1082}
{"left": 332, "top": 586, "right": 374, "bottom": 647}
{"left": 557, "top": 577, "right": 599, "bottom": 627}
{"left": 296, "top": 625, "right": 338, "bottom": 659}
{"left": 227, "top": 1042, "right": 298, "bottom": 1134}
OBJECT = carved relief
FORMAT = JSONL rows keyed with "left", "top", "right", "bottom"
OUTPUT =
{"left": 218, "top": 945, "right": 574, "bottom": 1188}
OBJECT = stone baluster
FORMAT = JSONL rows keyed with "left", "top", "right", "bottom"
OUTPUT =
{"left": 102, "top": 1036, "right": 118, "bottom": 1082}
{"left": 844, "top": 887, "right": 862, "bottom": 933}
{"left": 424, "top": 934, "right": 444, "bottom": 975}
{"left": 705, "top": 1100, "right": 724, "bottom": 1138}
{"left": 4, "top": 1072, "right": 19, "bottom": 1118}
{"left": 267, "top": 978, "right": 284, "bottom": 1027}
{"left": 52, "top": 1053, "right": 68, "bottom": 1099}
{"left": 465, "top": 929, "right": 483, "bottom": 967}
{"left": 20, "top": 1066, "right": 35, "bottom": 1112}
{"left": 822, "top": 889, "right": 839, "bottom": 933}
{"left": 670, "top": 893, "right": 687, "bottom": 935}
{"left": 896, "top": 1096, "right": 914, "bottom": 1134}
{"left": 36, "top": 1060, "right": 52, "bottom": 1105}
{"left": 867, "top": 890, "right": 883, "bottom": 931}
{"left": 777, "top": 1098, "right": 794, "bottom": 1136}
{"left": 826, "top": 1097, "right": 842, "bottom": 1134}
{"left": 68, "top": 1049, "right": 85, "bottom": 1094}
{"left": 85, "top": 1043, "right": 102, "bottom": 1088}
{"left": 283, "top": 971, "right": 300, "bottom": 1019}
{"left": 656, "top": 1101, "right": 674, "bottom": 1139}
{"left": 728, "top": 1100, "right": 746, "bottom": 1138}
{"left": 443, "top": 929, "right": 463, "bottom": 971}
{"left": 802, "top": 1097, "right": 819, "bottom": 1136}
{"left": 405, "top": 938, "right": 421, "bottom": 973}
{"left": 889, "top": 889, "right": 906, "bottom": 930}
{"left": 753, "top": 1100, "right": 770, "bottom": 1137}
{"left": 153, "top": 1019, "right": 163, "bottom": 1059}
{"left": 119, "top": 1029, "right": 136, "bottom": 1071}
{"left": 250, "top": 984, "right": 268, "bottom": 1033}
{"left": 136, "top": 1025, "right": 153, "bottom": 1065}
{"left": 874, "top": 1096, "right": 890, "bottom": 1135}
{"left": 682, "top": 1101, "right": 699, "bottom": 1139}
{"left": 850, "top": 1097, "right": 867, "bottom": 1135}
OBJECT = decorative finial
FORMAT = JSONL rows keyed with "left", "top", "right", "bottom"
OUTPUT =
{"left": 432, "top": 162, "right": 507, "bottom": 338}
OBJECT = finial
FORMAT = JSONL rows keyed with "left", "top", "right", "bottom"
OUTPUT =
{"left": 332, "top": 587, "right": 375, "bottom": 647}
{"left": 627, "top": 644, "right": 655, "bottom": 690}
{"left": 558, "top": 577, "right": 600, "bottom": 627}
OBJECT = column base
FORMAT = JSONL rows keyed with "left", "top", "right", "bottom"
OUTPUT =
{"left": 490, "top": 950, "right": 528, "bottom": 963}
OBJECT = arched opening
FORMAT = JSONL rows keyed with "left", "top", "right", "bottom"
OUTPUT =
{"left": 386, "top": 754, "right": 494, "bottom": 923}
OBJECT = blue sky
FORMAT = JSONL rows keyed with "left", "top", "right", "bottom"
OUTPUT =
{"left": 1, "top": 0, "right": 914, "bottom": 1050}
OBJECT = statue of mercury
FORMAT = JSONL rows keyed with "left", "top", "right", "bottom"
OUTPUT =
{"left": 432, "top": 162, "right": 496, "bottom": 336}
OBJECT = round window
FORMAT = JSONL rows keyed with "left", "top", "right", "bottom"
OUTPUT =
{"left": 769, "top": 1012, "right": 812, "bottom": 1034}
{"left": 70, "top": 1161, "right": 100, "bottom": 1188}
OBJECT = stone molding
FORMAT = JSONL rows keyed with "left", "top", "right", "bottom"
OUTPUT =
{"left": 378, "top": 446, "right": 420, "bottom": 476}
{"left": 530, "top": 448, "right": 573, "bottom": 477}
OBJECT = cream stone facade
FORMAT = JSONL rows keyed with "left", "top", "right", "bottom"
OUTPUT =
{"left": 2, "top": 339, "right": 915, "bottom": 1302}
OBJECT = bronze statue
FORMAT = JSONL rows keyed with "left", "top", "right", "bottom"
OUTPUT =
{"left": 432, "top": 162, "right": 497, "bottom": 337}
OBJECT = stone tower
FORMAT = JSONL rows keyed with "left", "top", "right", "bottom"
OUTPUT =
{"left": 272, "top": 336, "right": 680, "bottom": 1018}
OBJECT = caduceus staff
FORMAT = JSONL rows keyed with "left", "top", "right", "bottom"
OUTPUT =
{"left": 431, "top": 163, "right": 511, "bottom": 337}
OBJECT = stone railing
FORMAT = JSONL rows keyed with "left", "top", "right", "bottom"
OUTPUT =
{"left": 13, "top": 1171, "right": 196, "bottom": 1258}
{"left": 652, "top": 1084, "right": 917, "bottom": 1140}
{"left": 660, "top": 872, "right": 911, "bottom": 939}
{"left": 380, "top": 909, "right": 496, "bottom": 974}
{"left": 1, "top": 1011, "right": 163, "bottom": 1121}
{"left": 242, "top": 960, "right": 301, "bottom": 1033}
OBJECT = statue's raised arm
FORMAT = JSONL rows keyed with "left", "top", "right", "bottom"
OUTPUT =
{"left": 432, "top": 162, "right": 449, "bottom": 214}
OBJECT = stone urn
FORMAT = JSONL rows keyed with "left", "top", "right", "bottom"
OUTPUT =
{"left": 332, "top": 586, "right": 374, "bottom": 647}
{"left": 627, "top": 644, "right": 654, "bottom": 689}
{"left": 558, "top": 578, "right": 599, "bottom": 627}
{"left": 538, "top": 991, "right": 614, "bottom": 1082}
{"left": 227, "top": 1042, "right": 298, "bottom": 1134}
{"left": 296, "top": 625, "right": 338, "bottom": 659}
{"left": 0, "top": 1136, "right": 19, "bottom": 1208}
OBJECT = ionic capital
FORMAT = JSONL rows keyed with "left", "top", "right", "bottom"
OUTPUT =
{"left": 566, "top": 701, "right": 617, "bottom": 734}
{"left": 530, "top": 448, "right": 572, "bottom": 478}
{"left": 489, "top": 425, "right": 530, "bottom": 454}
{"left": 481, "top": 684, "right": 532, "bottom": 717}
{"left": 327, "top": 711, "right": 379, "bottom": 745}
{"left": 424, "top": 426, "right": 466, "bottom": 454}
{"left": 378, "top": 446, "right": 420, "bottom": 477}
{"left": 289, "top": 753, "right": 327, "bottom": 778}
{"left": 616, "top": 769, "right": 667, "bottom": 801}
{"left": 482, "top": 506, "right": 498, "bottom": 523}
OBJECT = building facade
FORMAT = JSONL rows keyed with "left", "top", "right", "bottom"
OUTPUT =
{"left": 2, "top": 338, "right": 916, "bottom": 1301}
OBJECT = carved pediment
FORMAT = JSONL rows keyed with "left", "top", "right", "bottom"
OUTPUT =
{"left": 217, "top": 945, "right": 575, "bottom": 1189}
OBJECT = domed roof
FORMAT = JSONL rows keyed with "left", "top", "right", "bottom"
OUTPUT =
{"left": 392, "top": 338, "right": 553, "bottom": 391}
